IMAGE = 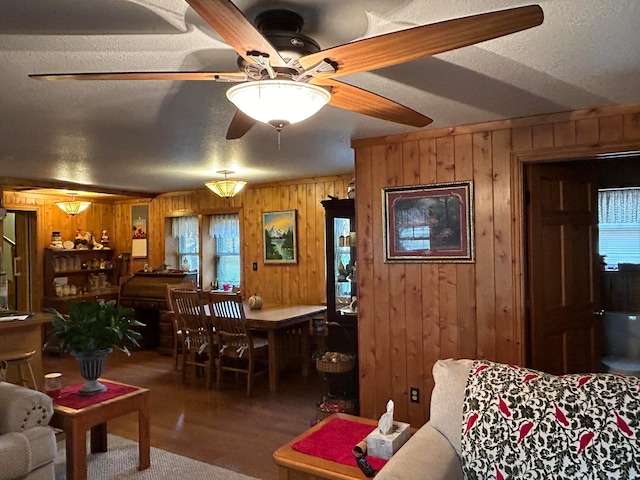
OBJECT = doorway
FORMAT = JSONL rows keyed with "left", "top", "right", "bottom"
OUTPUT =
{"left": 522, "top": 153, "right": 640, "bottom": 375}
{"left": 2, "top": 211, "right": 37, "bottom": 311}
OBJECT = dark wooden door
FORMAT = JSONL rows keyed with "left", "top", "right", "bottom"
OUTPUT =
{"left": 526, "top": 163, "right": 602, "bottom": 374}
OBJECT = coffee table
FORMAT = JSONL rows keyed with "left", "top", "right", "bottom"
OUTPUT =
{"left": 49, "top": 379, "right": 150, "bottom": 480}
{"left": 273, "top": 413, "right": 379, "bottom": 480}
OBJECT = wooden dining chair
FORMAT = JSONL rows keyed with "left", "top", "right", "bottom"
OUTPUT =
{"left": 165, "top": 282, "right": 196, "bottom": 370}
{"left": 208, "top": 292, "right": 269, "bottom": 397}
{"left": 171, "top": 289, "right": 216, "bottom": 389}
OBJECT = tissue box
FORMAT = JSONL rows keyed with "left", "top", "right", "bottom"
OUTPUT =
{"left": 366, "top": 421, "right": 411, "bottom": 460}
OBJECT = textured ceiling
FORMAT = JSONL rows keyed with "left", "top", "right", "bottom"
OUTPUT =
{"left": 1, "top": 0, "right": 639, "bottom": 195}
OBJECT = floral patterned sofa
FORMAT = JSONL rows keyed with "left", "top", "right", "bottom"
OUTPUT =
{"left": 376, "top": 358, "right": 640, "bottom": 480}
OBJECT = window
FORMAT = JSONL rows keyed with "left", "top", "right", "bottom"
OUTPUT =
{"left": 171, "top": 216, "right": 199, "bottom": 273}
{"left": 598, "top": 188, "right": 640, "bottom": 269}
{"left": 210, "top": 214, "right": 240, "bottom": 287}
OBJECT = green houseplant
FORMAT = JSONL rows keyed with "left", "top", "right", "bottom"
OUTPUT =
{"left": 49, "top": 299, "right": 144, "bottom": 395}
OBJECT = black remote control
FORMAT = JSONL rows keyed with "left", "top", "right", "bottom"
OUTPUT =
{"left": 356, "top": 456, "right": 377, "bottom": 477}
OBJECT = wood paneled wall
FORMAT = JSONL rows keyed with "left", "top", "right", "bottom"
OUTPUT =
{"left": 352, "top": 104, "right": 640, "bottom": 426}
{"left": 112, "top": 175, "right": 352, "bottom": 305}
{"left": 1, "top": 191, "right": 116, "bottom": 311}
{"left": 2, "top": 175, "right": 350, "bottom": 311}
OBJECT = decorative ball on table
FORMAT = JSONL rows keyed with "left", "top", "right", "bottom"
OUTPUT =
{"left": 248, "top": 293, "right": 263, "bottom": 310}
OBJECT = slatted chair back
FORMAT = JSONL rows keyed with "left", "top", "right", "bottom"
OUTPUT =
{"left": 165, "top": 282, "right": 196, "bottom": 313}
{"left": 164, "top": 282, "right": 196, "bottom": 370}
{"left": 171, "top": 289, "right": 215, "bottom": 388}
{"left": 208, "top": 291, "right": 269, "bottom": 396}
{"left": 208, "top": 292, "right": 250, "bottom": 358}
{"left": 172, "top": 289, "right": 206, "bottom": 331}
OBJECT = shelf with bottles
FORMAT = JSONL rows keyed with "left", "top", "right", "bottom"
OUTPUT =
{"left": 43, "top": 287, "right": 120, "bottom": 305}
{"left": 43, "top": 247, "right": 119, "bottom": 313}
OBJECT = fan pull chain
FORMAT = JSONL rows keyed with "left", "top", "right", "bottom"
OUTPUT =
{"left": 277, "top": 129, "right": 281, "bottom": 150}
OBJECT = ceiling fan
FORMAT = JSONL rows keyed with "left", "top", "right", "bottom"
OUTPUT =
{"left": 29, "top": 0, "right": 543, "bottom": 140}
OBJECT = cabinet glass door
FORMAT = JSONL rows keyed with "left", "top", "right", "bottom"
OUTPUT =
{"left": 334, "top": 217, "right": 355, "bottom": 314}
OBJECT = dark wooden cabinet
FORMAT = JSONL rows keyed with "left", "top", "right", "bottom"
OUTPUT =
{"left": 158, "top": 309, "right": 175, "bottom": 356}
{"left": 321, "top": 198, "right": 358, "bottom": 410}
{"left": 602, "top": 270, "right": 640, "bottom": 311}
{"left": 321, "top": 199, "right": 357, "bottom": 329}
{"left": 118, "top": 272, "right": 197, "bottom": 351}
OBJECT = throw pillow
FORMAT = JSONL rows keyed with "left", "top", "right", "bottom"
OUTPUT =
{"left": 461, "top": 360, "right": 640, "bottom": 479}
{"left": 430, "top": 358, "right": 474, "bottom": 457}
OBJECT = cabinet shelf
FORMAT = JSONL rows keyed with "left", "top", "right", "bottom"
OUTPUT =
{"left": 52, "top": 268, "right": 114, "bottom": 276}
{"left": 43, "top": 248, "right": 119, "bottom": 314}
{"left": 43, "top": 287, "right": 120, "bottom": 303}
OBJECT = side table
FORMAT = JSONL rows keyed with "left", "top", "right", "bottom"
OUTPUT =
{"left": 273, "top": 413, "right": 379, "bottom": 480}
{"left": 50, "top": 379, "right": 150, "bottom": 480}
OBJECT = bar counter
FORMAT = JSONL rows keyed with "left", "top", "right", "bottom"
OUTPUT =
{"left": 0, "top": 312, "right": 52, "bottom": 388}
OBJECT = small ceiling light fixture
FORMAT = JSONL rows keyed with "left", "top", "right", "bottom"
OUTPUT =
{"left": 205, "top": 170, "right": 247, "bottom": 198}
{"left": 55, "top": 193, "right": 91, "bottom": 216}
{"left": 226, "top": 79, "right": 331, "bottom": 132}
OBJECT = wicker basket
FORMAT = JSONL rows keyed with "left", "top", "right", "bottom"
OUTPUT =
{"left": 316, "top": 357, "right": 356, "bottom": 373}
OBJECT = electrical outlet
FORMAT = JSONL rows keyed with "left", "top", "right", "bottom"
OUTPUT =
{"left": 410, "top": 387, "right": 420, "bottom": 403}
{"left": 252, "top": 262, "right": 258, "bottom": 271}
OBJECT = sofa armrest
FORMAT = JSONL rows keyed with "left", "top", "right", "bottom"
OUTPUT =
{"left": 375, "top": 422, "right": 463, "bottom": 480}
{"left": 0, "top": 432, "right": 31, "bottom": 480}
{"left": 0, "top": 383, "right": 53, "bottom": 434}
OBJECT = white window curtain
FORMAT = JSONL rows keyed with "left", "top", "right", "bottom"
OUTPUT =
{"left": 598, "top": 188, "right": 640, "bottom": 223}
{"left": 598, "top": 188, "right": 640, "bottom": 267}
{"left": 172, "top": 216, "right": 199, "bottom": 238}
{"left": 210, "top": 214, "right": 240, "bottom": 238}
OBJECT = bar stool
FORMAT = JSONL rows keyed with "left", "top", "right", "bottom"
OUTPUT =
{"left": 0, "top": 349, "right": 38, "bottom": 390}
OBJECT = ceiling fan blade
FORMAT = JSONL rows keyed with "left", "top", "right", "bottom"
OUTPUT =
{"left": 29, "top": 71, "right": 247, "bottom": 81}
{"left": 300, "top": 5, "right": 543, "bottom": 78}
{"left": 312, "top": 78, "right": 432, "bottom": 128}
{"left": 184, "top": 0, "right": 286, "bottom": 67}
{"left": 226, "top": 109, "right": 256, "bottom": 140}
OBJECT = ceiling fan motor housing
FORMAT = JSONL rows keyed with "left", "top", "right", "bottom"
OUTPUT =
{"left": 237, "top": 9, "right": 321, "bottom": 80}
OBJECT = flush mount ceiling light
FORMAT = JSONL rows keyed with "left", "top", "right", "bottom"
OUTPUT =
{"left": 205, "top": 170, "right": 247, "bottom": 198}
{"left": 226, "top": 79, "right": 331, "bottom": 132}
{"left": 55, "top": 193, "right": 91, "bottom": 216}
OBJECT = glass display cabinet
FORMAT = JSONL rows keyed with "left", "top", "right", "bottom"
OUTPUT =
{"left": 321, "top": 198, "right": 357, "bottom": 327}
{"left": 320, "top": 198, "right": 358, "bottom": 412}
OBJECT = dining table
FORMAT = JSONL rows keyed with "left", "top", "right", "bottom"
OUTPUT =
{"left": 243, "top": 304, "right": 327, "bottom": 392}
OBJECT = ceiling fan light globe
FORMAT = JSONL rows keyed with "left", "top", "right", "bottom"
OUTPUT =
{"left": 226, "top": 80, "right": 330, "bottom": 126}
{"left": 205, "top": 180, "right": 247, "bottom": 198}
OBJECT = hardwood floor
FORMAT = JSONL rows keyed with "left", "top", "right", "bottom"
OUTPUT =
{"left": 43, "top": 349, "right": 323, "bottom": 480}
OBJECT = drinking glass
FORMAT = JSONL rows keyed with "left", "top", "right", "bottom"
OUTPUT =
{"left": 44, "top": 372, "right": 62, "bottom": 399}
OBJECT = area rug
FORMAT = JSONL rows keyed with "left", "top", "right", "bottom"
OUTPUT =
{"left": 54, "top": 434, "right": 260, "bottom": 480}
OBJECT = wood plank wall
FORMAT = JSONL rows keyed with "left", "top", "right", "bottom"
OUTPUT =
{"left": 352, "top": 104, "right": 640, "bottom": 426}
{"left": 1, "top": 191, "right": 116, "bottom": 312}
{"left": 111, "top": 175, "right": 352, "bottom": 305}
{"left": 2, "top": 175, "right": 350, "bottom": 313}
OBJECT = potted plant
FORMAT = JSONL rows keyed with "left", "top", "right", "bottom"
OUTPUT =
{"left": 49, "top": 299, "right": 145, "bottom": 395}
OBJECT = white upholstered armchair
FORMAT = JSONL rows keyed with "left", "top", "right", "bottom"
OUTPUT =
{"left": 0, "top": 380, "right": 57, "bottom": 480}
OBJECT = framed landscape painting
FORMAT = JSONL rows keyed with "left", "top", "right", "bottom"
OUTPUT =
{"left": 263, "top": 209, "right": 297, "bottom": 264}
{"left": 382, "top": 181, "right": 474, "bottom": 263}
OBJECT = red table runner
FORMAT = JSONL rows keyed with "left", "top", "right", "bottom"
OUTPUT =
{"left": 54, "top": 381, "right": 137, "bottom": 409}
{"left": 292, "top": 418, "right": 388, "bottom": 471}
